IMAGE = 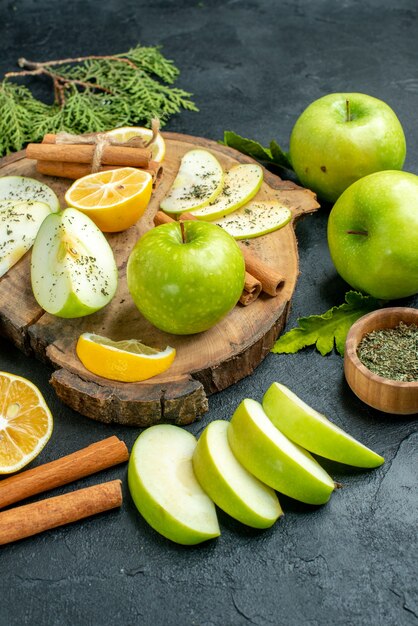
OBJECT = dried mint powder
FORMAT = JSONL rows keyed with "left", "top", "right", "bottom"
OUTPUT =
{"left": 357, "top": 321, "right": 418, "bottom": 382}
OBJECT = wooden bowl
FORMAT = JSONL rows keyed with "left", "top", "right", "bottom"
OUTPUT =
{"left": 344, "top": 307, "right": 418, "bottom": 415}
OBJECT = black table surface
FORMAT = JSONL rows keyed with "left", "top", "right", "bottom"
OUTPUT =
{"left": 1, "top": 1, "right": 418, "bottom": 624}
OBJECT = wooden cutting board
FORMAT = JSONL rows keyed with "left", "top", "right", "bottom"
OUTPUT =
{"left": 0, "top": 133, "right": 319, "bottom": 426}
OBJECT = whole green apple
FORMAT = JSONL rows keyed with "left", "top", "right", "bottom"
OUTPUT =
{"left": 127, "top": 221, "right": 245, "bottom": 334}
{"left": 327, "top": 170, "right": 418, "bottom": 299}
{"left": 289, "top": 92, "right": 406, "bottom": 203}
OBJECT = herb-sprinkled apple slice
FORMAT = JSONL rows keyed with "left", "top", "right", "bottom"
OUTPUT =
{"left": 193, "top": 420, "right": 283, "bottom": 529}
{"left": 262, "top": 382, "right": 384, "bottom": 468}
{"left": 128, "top": 424, "right": 220, "bottom": 545}
{"left": 31, "top": 208, "right": 118, "bottom": 318}
{"left": 0, "top": 200, "right": 52, "bottom": 278}
{"left": 160, "top": 149, "right": 224, "bottom": 214}
{"left": 0, "top": 176, "right": 59, "bottom": 213}
{"left": 190, "top": 164, "right": 263, "bottom": 220}
{"left": 215, "top": 200, "right": 292, "bottom": 239}
{"left": 228, "top": 399, "right": 336, "bottom": 505}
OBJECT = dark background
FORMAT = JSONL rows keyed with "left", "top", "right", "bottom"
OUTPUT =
{"left": 1, "top": 1, "right": 418, "bottom": 624}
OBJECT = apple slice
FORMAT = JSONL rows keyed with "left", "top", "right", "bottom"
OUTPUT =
{"left": 189, "top": 164, "right": 263, "bottom": 220}
{"left": 31, "top": 207, "right": 118, "bottom": 318}
{"left": 0, "top": 176, "right": 59, "bottom": 213}
{"left": 128, "top": 424, "right": 220, "bottom": 545}
{"left": 0, "top": 200, "right": 52, "bottom": 277}
{"left": 160, "top": 149, "right": 224, "bottom": 213}
{"left": 262, "top": 382, "right": 384, "bottom": 468}
{"left": 215, "top": 200, "right": 292, "bottom": 239}
{"left": 227, "top": 399, "right": 336, "bottom": 505}
{"left": 193, "top": 420, "right": 282, "bottom": 528}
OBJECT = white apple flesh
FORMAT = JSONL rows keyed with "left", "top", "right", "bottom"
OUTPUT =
{"left": 190, "top": 164, "right": 263, "bottom": 220}
{"left": 31, "top": 207, "right": 118, "bottom": 318}
{"left": 215, "top": 200, "right": 291, "bottom": 239}
{"left": 0, "top": 176, "right": 60, "bottom": 212}
{"left": 0, "top": 200, "right": 52, "bottom": 277}
{"left": 262, "top": 382, "right": 384, "bottom": 468}
{"left": 160, "top": 149, "right": 224, "bottom": 213}
{"left": 128, "top": 424, "right": 220, "bottom": 545}
{"left": 193, "top": 420, "right": 283, "bottom": 528}
{"left": 227, "top": 399, "right": 335, "bottom": 505}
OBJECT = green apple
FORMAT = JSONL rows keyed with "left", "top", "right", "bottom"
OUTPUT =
{"left": 192, "top": 420, "right": 283, "bottom": 528}
{"left": 31, "top": 207, "right": 118, "bottom": 317}
{"left": 127, "top": 220, "right": 245, "bottom": 334}
{"left": 128, "top": 424, "right": 220, "bottom": 545}
{"left": 227, "top": 399, "right": 335, "bottom": 505}
{"left": 215, "top": 200, "right": 291, "bottom": 239}
{"left": 0, "top": 200, "right": 52, "bottom": 277}
{"left": 289, "top": 93, "right": 406, "bottom": 203}
{"left": 327, "top": 170, "right": 418, "bottom": 299}
{"left": 189, "top": 164, "right": 263, "bottom": 220}
{"left": 0, "top": 176, "right": 60, "bottom": 212}
{"left": 160, "top": 149, "right": 224, "bottom": 213}
{"left": 262, "top": 382, "right": 384, "bottom": 468}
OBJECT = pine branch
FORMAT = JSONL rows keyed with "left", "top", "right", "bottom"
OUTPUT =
{"left": 0, "top": 44, "right": 198, "bottom": 157}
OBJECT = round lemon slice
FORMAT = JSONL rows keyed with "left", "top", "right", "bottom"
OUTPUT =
{"left": 0, "top": 372, "right": 53, "bottom": 474}
{"left": 106, "top": 126, "right": 166, "bottom": 163}
{"left": 64, "top": 167, "right": 153, "bottom": 232}
{"left": 76, "top": 333, "right": 176, "bottom": 382}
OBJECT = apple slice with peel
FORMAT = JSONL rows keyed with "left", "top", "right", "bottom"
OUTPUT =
{"left": 160, "top": 149, "right": 224, "bottom": 213}
{"left": 128, "top": 424, "right": 220, "bottom": 545}
{"left": 189, "top": 164, "right": 263, "bottom": 220}
{"left": 31, "top": 207, "right": 118, "bottom": 318}
{"left": 0, "top": 176, "right": 59, "bottom": 212}
{"left": 262, "top": 382, "right": 384, "bottom": 468}
{"left": 193, "top": 420, "right": 282, "bottom": 528}
{"left": 215, "top": 200, "right": 292, "bottom": 239}
{"left": 0, "top": 200, "right": 52, "bottom": 277}
{"left": 227, "top": 399, "right": 336, "bottom": 505}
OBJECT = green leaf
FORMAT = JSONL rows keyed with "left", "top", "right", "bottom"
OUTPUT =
{"left": 221, "top": 131, "right": 293, "bottom": 170}
{"left": 272, "top": 291, "right": 383, "bottom": 357}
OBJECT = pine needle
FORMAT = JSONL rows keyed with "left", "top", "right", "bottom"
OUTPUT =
{"left": 0, "top": 44, "right": 198, "bottom": 157}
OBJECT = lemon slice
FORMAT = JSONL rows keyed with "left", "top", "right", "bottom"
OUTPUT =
{"left": 106, "top": 126, "right": 166, "bottom": 163}
{"left": 76, "top": 333, "right": 176, "bottom": 382}
{"left": 190, "top": 164, "right": 263, "bottom": 220}
{"left": 0, "top": 200, "right": 52, "bottom": 278}
{"left": 0, "top": 372, "right": 53, "bottom": 474}
{"left": 160, "top": 149, "right": 224, "bottom": 214}
{"left": 215, "top": 200, "right": 292, "bottom": 239}
{"left": 65, "top": 167, "right": 153, "bottom": 232}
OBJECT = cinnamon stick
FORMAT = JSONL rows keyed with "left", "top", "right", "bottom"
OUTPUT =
{"left": 36, "top": 159, "right": 162, "bottom": 183}
{"left": 0, "top": 436, "right": 128, "bottom": 510}
{"left": 26, "top": 141, "right": 151, "bottom": 168}
{"left": 153, "top": 210, "right": 284, "bottom": 297}
{"left": 0, "top": 480, "right": 122, "bottom": 545}
{"left": 240, "top": 271, "right": 263, "bottom": 305}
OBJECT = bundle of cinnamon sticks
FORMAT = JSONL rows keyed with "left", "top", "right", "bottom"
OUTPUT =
{"left": 154, "top": 211, "right": 285, "bottom": 306}
{"left": 26, "top": 133, "right": 162, "bottom": 183}
{"left": 0, "top": 436, "right": 128, "bottom": 545}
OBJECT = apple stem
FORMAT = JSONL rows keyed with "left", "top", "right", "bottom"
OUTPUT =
{"left": 346, "top": 230, "right": 368, "bottom": 236}
{"left": 346, "top": 99, "right": 351, "bottom": 122}
{"left": 179, "top": 220, "right": 186, "bottom": 243}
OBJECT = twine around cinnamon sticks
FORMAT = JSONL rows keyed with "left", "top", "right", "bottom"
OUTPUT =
{"left": 26, "top": 122, "right": 163, "bottom": 184}
{"left": 154, "top": 211, "right": 285, "bottom": 305}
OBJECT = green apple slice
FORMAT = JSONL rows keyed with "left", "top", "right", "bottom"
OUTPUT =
{"left": 0, "top": 176, "right": 59, "bottom": 213}
{"left": 128, "top": 424, "right": 220, "bottom": 545}
{"left": 160, "top": 149, "right": 224, "bottom": 213}
{"left": 227, "top": 399, "right": 335, "bottom": 505}
{"left": 215, "top": 201, "right": 292, "bottom": 239}
{"left": 31, "top": 207, "right": 118, "bottom": 318}
{"left": 190, "top": 164, "right": 263, "bottom": 220}
{"left": 0, "top": 200, "right": 52, "bottom": 277}
{"left": 193, "top": 420, "right": 282, "bottom": 528}
{"left": 262, "top": 382, "right": 384, "bottom": 468}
